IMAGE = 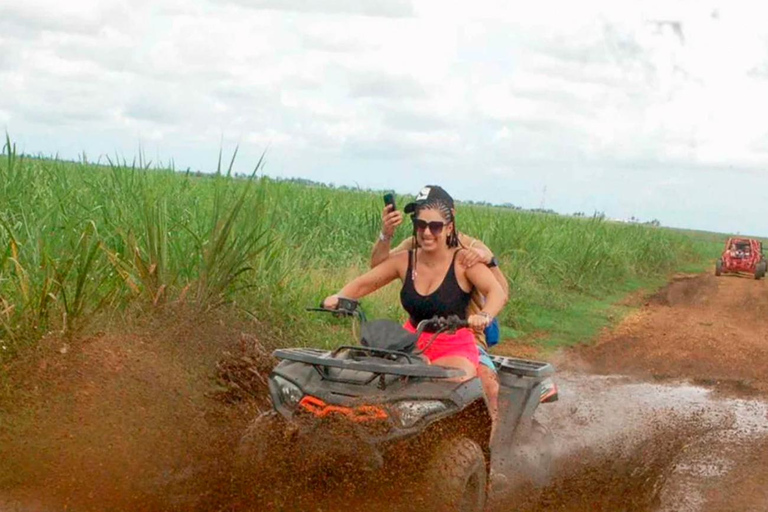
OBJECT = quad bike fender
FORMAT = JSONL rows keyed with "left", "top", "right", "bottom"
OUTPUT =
{"left": 492, "top": 374, "right": 548, "bottom": 452}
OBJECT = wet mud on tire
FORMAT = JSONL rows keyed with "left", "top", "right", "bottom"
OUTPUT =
{"left": 421, "top": 437, "right": 487, "bottom": 512}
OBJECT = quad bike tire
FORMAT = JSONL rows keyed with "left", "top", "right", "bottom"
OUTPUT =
{"left": 755, "top": 261, "right": 767, "bottom": 280}
{"left": 715, "top": 259, "right": 723, "bottom": 276}
{"left": 421, "top": 437, "right": 487, "bottom": 512}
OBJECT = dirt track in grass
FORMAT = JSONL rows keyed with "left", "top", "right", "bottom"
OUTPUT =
{"left": 536, "top": 272, "right": 768, "bottom": 512}
{"left": 573, "top": 272, "right": 768, "bottom": 395}
{"left": 1, "top": 273, "right": 767, "bottom": 511}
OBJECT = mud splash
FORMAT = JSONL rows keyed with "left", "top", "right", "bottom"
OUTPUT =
{"left": 0, "top": 311, "right": 273, "bottom": 512}
{"left": 230, "top": 372, "right": 768, "bottom": 512}
{"left": 3, "top": 273, "right": 768, "bottom": 511}
{"left": 490, "top": 373, "right": 768, "bottom": 512}
{"left": 2, "top": 362, "right": 767, "bottom": 512}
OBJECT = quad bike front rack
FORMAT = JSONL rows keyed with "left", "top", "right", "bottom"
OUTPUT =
{"left": 273, "top": 347, "right": 464, "bottom": 381}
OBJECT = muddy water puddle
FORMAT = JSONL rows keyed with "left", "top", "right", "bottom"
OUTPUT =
{"left": 2, "top": 373, "right": 766, "bottom": 512}
{"left": 492, "top": 372, "right": 768, "bottom": 512}
{"left": 238, "top": 373, "right": 768, "bottom": 512}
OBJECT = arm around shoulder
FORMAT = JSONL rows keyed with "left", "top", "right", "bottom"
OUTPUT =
{"left": 457, "top": 233, "right": 509, "bottom": 295}
{"left": 490, "top": 266, "right": 510, "bottom": 297}
{"left": 465, "top": 263, "right": 508, "bottom": 317}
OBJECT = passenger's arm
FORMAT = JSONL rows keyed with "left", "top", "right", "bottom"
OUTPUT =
{"left": 490, "top": 267, "right": 510, "bottom": 298}
{"left": 456, "top": 235, "right": 510, "bottom": 296}
{"left": 370, "top": 205, "right": 404, "bottom": 268}
{"left": 458, "top": 235, "right": 494, "bottom": 264}
{"left": 371, "top": 236, "right": 413, "bottom": 268}
{"left": 464, "top": 264, "right": 507, "bottom": 330}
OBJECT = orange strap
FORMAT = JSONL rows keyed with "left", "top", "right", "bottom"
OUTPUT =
{"left": 299, "top": 396, "right": 388, "bottom": 423}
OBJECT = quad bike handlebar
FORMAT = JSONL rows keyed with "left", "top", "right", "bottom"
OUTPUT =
{"left": 412, "top": 315, "right": 469, "bottom": 356}
{"left": 308, "top": 300, "right": 468, "bottom": 355}
{"left": 415, "top": 315, "right": 469, "bottom": 333}
{"left": 307, "top": 297, "right": 366, "bottom": 320}
{"left": 309, "top": 299, "right": 467, "bottom": 333}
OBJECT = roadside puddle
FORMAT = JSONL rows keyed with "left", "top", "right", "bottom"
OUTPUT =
{"left": 494, "top": 373, "right": 768, "bottom": 512}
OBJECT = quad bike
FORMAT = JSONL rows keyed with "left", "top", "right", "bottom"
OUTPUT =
{"left": 236, "top": 298, "right": 558, "bottom": 511}
{"left": 715, "top": 237, "right": 767, "bottom": 280}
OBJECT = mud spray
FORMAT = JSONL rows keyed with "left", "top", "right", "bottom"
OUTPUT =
{"left": 1, "top": 275, "right": 767, "bottom": 511}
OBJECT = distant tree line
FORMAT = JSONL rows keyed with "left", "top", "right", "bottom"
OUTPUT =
{"left": 229, "top": 174, "right": 664, "bottom": 227}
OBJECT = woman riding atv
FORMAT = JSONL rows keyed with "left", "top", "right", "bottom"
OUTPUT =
{"left": 323, "top": 185, "right": 507, "bottom": 382}
{"left": 371, "top": 185, "right": 509, "bottom": 423}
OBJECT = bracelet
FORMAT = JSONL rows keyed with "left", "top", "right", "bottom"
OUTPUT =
{"left": 379, "top": 231, "right": 392, "bottom": 242}
{"left": 478, "top": 312, "right": 492, "bottom": 320}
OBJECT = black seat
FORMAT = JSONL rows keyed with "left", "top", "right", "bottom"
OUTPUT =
{"left": 360, "top": 320, "right": 419, "bottom": 353}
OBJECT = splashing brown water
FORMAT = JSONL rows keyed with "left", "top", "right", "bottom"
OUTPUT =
{"left": 2, "top": 274, "right": 768, "bottom": 511}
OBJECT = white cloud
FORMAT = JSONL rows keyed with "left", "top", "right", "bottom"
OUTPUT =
{"left": 3, "top": 0, "right": 768, "bottom": 234}
{"left": 218, "top": 0, "right": 414, "bottom": 18}
{"left": 348, "top": 73, "right": 427, "bottom": 99}
{"left": 0, "top": 1, "right": 105, "bottom": 34}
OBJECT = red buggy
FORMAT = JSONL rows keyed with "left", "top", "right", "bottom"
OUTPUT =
{"left": 715, "top": 238, "right": 767, "bottom": 279}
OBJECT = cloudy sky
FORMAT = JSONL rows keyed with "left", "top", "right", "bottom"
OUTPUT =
{"left": 2, "top": 0, "right": 767, "bottom": 234}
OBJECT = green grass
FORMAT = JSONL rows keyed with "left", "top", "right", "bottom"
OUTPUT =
{"left": 0, "top": 138, "right": 729, "bottom": 363}
{"left": 518, "top": 276, "right": 661, "bottom": 350}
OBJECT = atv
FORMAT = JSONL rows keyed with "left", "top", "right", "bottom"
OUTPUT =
{"left": 236, "top": 298, "right": 558, "bottom": 511}
{"left": 715, "top": 237, "right": 767, "bottom": 279}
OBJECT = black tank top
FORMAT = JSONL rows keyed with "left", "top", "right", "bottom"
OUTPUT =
{"left": 400, "top": 250, "right": 472, "bottom": 330}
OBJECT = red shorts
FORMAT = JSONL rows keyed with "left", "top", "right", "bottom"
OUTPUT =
{"left": 404, "top": 321, "right": 479, "bottom": 367}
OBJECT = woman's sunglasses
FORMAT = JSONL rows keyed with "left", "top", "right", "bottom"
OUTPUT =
{"left": 412, "top": 218, "right": 447, "bottom": 236}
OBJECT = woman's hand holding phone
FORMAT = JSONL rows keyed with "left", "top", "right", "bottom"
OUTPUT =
{"left": 381, "top": 193, "right": 402, "bottom": 239}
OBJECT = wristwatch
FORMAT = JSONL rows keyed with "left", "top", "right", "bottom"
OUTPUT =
{"left": 379, "top": 231, "right": 392, "bottom": 242}
{"left": 487, "top": 256, "right": 499, "bottom": 268}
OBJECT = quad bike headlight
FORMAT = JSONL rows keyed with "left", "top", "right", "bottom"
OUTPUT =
{"left": 389, "top": 400, "right": 448, "bottom": 428}
{"left": 272, "top": 375, "right": 303, "bottom": 409}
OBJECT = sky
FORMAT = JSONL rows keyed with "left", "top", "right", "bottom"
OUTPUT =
{"left": 1, "top": 0, "right": 767, "bottom": 235}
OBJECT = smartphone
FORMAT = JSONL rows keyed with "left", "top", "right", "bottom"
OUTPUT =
{"left": 383, "top": 192, "right": 396, "bottom": 211}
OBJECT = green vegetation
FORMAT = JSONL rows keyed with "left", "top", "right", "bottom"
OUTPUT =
{"left": 0, "top": 138, "right": 721, "bottom": 363}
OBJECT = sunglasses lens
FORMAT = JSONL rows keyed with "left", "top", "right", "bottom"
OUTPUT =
{"left": 428, "top": 222, "right": 444, "bottom": 235}
{"left": 413, "top": 219, "right": 444, "bottom": 236}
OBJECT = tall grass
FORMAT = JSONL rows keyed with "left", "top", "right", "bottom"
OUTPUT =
{"left": 0, "top": 140, "right": 715, "bottom": 360}
{"left": 0, "top": 141, "right": 277, "bottom": 357}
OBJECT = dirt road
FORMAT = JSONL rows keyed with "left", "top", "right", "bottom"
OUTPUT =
{"left": 576, "top": 272, "right": 768, "bottom": 395}
{"left": 508, "top": 272, "right": 768, "bottom": 512}
{"left": 1, "top": 272, "right": 767, "bottom": 511}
